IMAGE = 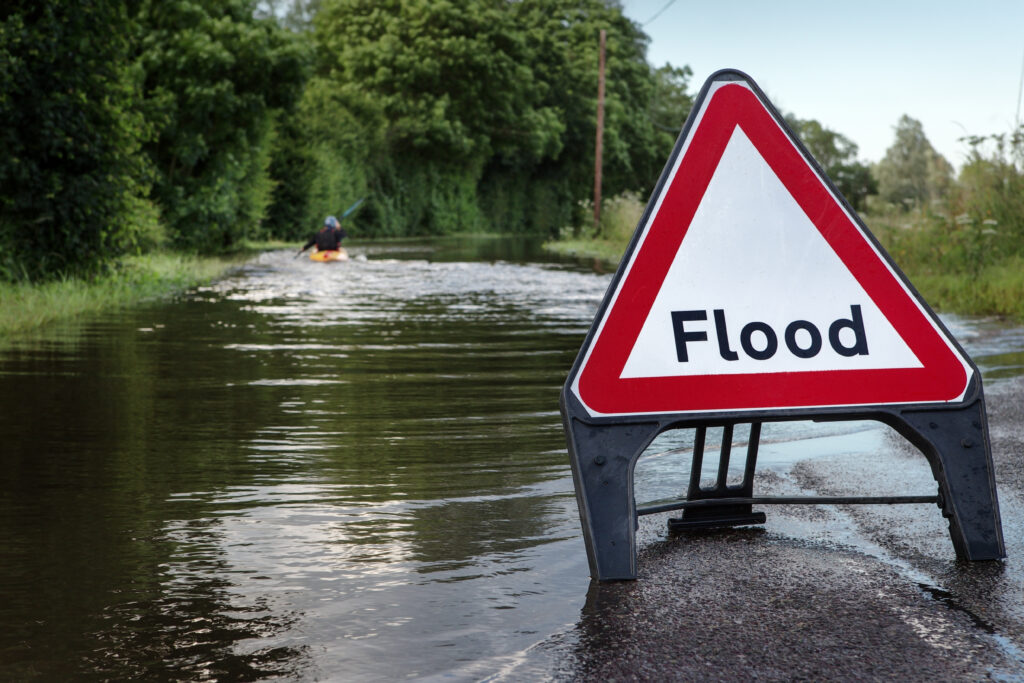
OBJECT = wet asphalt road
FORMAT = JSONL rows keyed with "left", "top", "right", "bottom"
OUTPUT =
{"left": 513, "top": 376, "right": 1024, "bottom": 681}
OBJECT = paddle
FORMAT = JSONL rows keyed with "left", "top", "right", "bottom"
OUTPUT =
{"left": 296, "top": 197, "right": 366, "bottom": 257}
{"left": 338, "top": 196, "right": 365, "bottom": 220}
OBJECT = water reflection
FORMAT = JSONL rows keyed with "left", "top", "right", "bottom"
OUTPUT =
{"left": 0, "top": 239, "right": 597, "bottom": 680}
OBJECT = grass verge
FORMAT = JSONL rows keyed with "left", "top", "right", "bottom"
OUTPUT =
{"left": 543, "top": 238, "right": 628, "bottom": 265}
{"left": 0, "top": 250, "right": 259, "bottom": 338}
{"left": 910, "top": 256, "right": 1024, "bottom": 319}
{"left": 544, "top": 192, "right": 645, "bottom": 268}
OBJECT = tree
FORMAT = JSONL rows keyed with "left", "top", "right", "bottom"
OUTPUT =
{"left": 286, "top": 75, "right": 380, "bottom": 237}
{"left": 317, "top": 0, "right": 562, "bottom": 164}
{"left": 0, "top": 1, "right": 155, "bottom": 280}
{"left": 874, "top": 115, "right": 953, "bottom": 209}
{"left": 136, "top": 0, "right": 310, "bottom": 251}
{"left": 948, "top": 128, "right": 1024, "bottom": 258}
{"left": 649, "top": 63, "right": 694, "bottom": 149}
{"left": 785, "top": 115, "right": 876, "bottom": 211}
{"left": 309, "top": 0, "right": 688, "bottom": 237}
{"left": 509, "top": 0, "right": 674, "bottom": 197}
{"left": 313, "top": 0, "right": 579, "bottom": 236}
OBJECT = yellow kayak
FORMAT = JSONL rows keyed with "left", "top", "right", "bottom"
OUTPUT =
{"left": 310, "top": 248, "right": 349, "bottom": 262}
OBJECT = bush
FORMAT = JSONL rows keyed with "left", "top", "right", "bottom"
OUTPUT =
{"left": 136, "top": 0, "right": 310, "bottom": 252}
{"left": 0, "top": 1, "right": 154, "bottom": 280}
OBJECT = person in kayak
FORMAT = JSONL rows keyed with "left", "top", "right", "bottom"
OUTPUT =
{"left": 302, "top": 215, "right": 348, "bottom": 253}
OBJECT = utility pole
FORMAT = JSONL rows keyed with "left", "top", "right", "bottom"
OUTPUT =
{"left": 1016, "top": 45, "right": 1024, "bottom": 138}
{"left": 593, "top": 29, "right": 606, "bottom": 232}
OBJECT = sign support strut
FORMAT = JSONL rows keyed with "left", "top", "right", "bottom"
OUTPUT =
{"left": 562, "top": 389, "right": 1005, "bottom": 581}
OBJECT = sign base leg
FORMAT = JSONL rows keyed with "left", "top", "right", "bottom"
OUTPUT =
{"left": 892, "top": 400, "right": 1005, "bottom": 561}
{"left": 565, "top": 419, "right": 661, "bottom": 580}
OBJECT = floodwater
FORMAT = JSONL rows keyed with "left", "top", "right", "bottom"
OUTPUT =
{"left": 1, "top": 236, "right": 1022, "bottom": 680}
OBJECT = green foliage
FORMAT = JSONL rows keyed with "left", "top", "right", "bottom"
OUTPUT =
{"left": 478, "top": 167, "right": 573, "bottom": 235}
{"left": 915, "top": 127, "right": 1024, "bottom": 277}
{"left": 238, "top": 114, "right": 279, "bottom": 236}
{"left": 860, "top": 122, "right": 1024, "bottom": 320}
{"left": 292, "top": 76, "right": 376, "bottom": 237}
{"left": 586, "top": 191, "right": 644, "bottom": 242}
{"left": 909, "top": 255, "right": 1024, "bottom": 319}
{"left": 1, "top": 0, "right": 695, "bottom": 277}
{"left": 543, "top": 191, "right": 644, "bottom": 266}
{"left": 0, "top": 253, "right": 238, "bottom": 337}
{"left": 649, "top": 64, "right": 694, "bottom": 146}
{"left": 870, "top": 207, "right": 1024, "bottom": 318}
{"left": 866, "top": 124, "right": 1024, "bottom": 283}
{"left": 136, "top": 0, "right": 311, "bottom": 252}
{"left": 873, "top": 115, "right": 953, "bottom": 210}
{"left": 312, "top": 0, "right": 559, "bottom": 235}
{"left": 0, "top": 1, "right": 157, "bottom": 281}
{"left": 263, "top": 108, "right": 317, "bottom": 238}
{"left": 786, "top": 115, "right": 876, "bottom": 210}
{"left": 310, "top": 0, "right": 681, "bottom": 237}
{"left": 316, "top": 0, "right": 563, "bottom": 164}
{"left": 955, "top": 129, "right": 1024, "bottom": 241}
{"left": 506, "top": 0, "right": 678, "bottom": 223}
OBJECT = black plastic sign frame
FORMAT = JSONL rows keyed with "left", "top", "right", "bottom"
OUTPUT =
{"left": 560, "top": 69, "right": 1005, "bottom": 581}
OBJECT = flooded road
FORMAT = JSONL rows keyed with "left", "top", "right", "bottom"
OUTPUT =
{"left": 1, "top": 237, "right": 1023, "bottom": 680}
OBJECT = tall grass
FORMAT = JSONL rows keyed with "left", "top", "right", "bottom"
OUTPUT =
{"left": 909, "top": 258, "right": 1024, "bottom": 318}
{"left": 0, "top": 253, "right": 244, "bottom": 337}
{"left": 868, "top": 205, "right": 1024, "bottom": 318}
{"left": 544, "top": 192, "right": 646, "bottom": 264}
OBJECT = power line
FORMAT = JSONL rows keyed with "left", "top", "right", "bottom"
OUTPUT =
{"left": 642, "top": 0, "right": 679, "bottom": 26}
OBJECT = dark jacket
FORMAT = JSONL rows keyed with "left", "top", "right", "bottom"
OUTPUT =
{"left": 303, "top": 225, "right": 348, "bottom": 252}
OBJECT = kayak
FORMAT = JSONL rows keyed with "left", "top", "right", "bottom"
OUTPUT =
{"left": 310, "top": 248, "right": 349, "bottom": 262}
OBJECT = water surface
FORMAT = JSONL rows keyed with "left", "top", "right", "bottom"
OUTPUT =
{"left": 1, "top": 236, "right": 1021, "bottom": 680}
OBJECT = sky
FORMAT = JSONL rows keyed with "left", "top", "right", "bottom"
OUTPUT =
{"left": 618, "top": 0, "right": 1024, "bottom": 170}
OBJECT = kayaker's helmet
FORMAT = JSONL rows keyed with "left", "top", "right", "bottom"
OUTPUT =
{"left": 324, "top": 215, "right": 339, "bottom": 229}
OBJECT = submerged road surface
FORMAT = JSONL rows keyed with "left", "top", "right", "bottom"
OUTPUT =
{"left": 2, "top": 240, "right": 1023, "bottom": 680}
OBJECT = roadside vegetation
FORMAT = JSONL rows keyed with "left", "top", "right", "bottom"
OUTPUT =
{"left": 1, "top": 0, "right": 692, "bottom": 334}
{"left": 1, "top": 0, "right": 691, "bottom": 277}
{"left": 3, "top": 0, "right": 1023, "bottom": 334}
{"left": 0, "top": 248, "right": 280, "bottom": 337}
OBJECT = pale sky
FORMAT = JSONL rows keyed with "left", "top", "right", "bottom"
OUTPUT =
{"left": 620, "top": 0, "right": 1024, "bottom": 170}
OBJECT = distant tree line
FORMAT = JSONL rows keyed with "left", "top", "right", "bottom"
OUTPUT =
{"left": 285, "top": 0, "right": 697, "bottom": 240}
{"left": 1, "top": 0, "right": 307, "bottom": 279}
{"left": 874, "top": 115, "right": 1024, "bottom": 279}
{"left": 0, "top": 0, "right": 692, "bottom": 279}
{"left": 2, "top": 0, "right": 1020, "bottom": 282}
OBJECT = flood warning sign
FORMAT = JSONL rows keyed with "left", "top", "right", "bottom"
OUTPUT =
{"left": 569, "top": 77, "right": 972, "bottom": 418}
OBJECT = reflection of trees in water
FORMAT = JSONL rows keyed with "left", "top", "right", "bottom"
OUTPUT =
{"left": 0, "top": 301, "right": 312, "bottom": 679}
{"left": 0, "top": 243, "right": 604, "bottom": 679}
{"left": 297, "top": 300, "right": 575, "bottom": 571}
{"left": 85, "top": 523, "right": 311, "bottom": 681}
{"left": 403, "top": 495, "right": 568, "bottom": 571}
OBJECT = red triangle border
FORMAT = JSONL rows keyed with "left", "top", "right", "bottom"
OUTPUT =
{"left": 575, "top": 81, "right": 970, "bottom": 416}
